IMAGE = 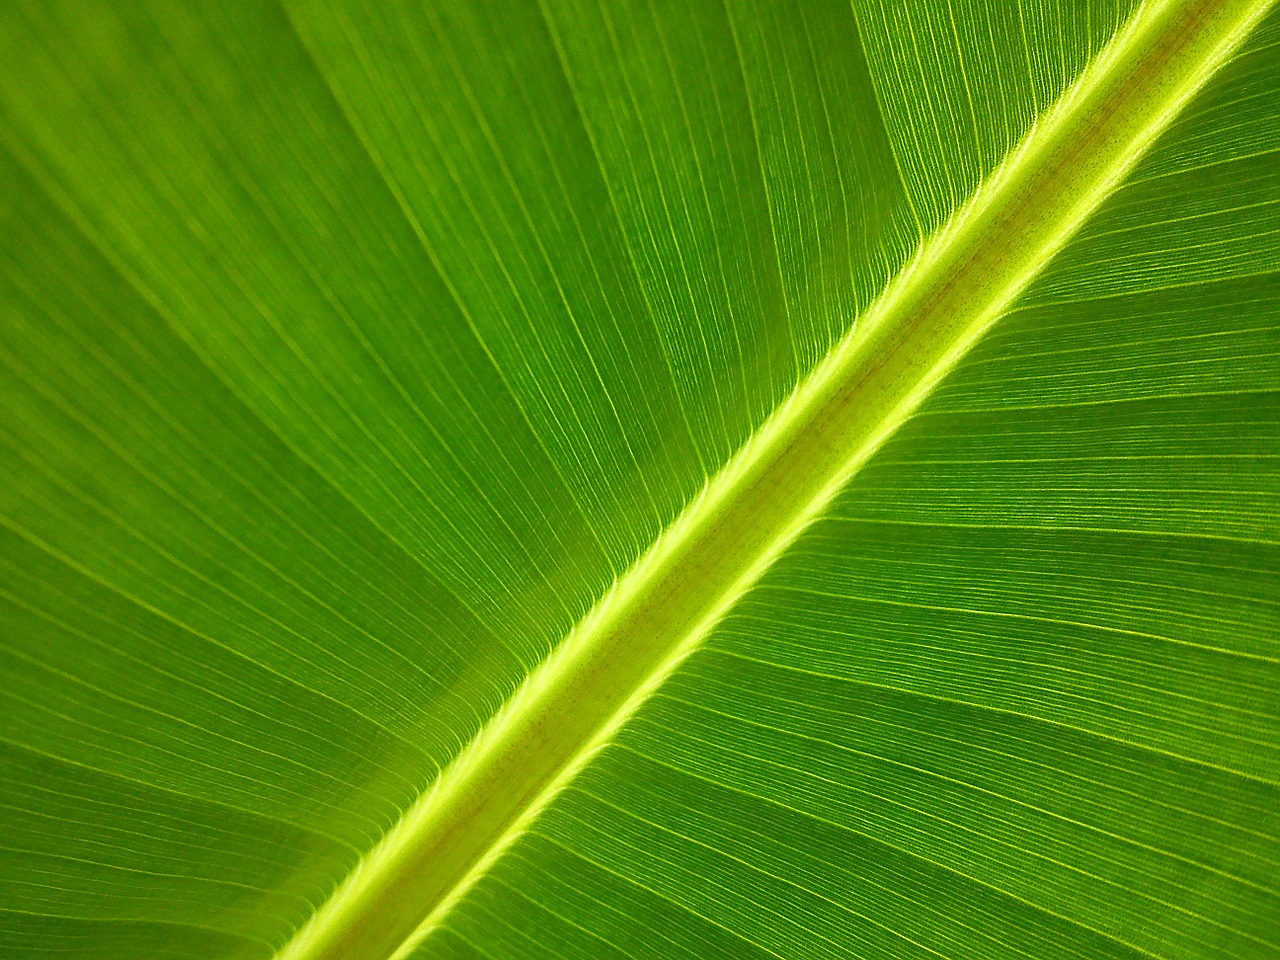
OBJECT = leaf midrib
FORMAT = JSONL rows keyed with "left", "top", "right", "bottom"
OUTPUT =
{"left": 276, "top": 2, "right": 1274, "bottom": 958}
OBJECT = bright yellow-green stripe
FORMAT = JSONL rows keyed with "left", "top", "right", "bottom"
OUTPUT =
{"left": 276, "top": 1, "right": 1276, "bottom": 957}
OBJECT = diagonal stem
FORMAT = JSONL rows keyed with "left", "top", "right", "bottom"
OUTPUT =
{"left": 275, "top": 1, "right": 1276, "bottom": 958}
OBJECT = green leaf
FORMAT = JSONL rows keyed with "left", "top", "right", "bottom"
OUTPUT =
{"left": 0, "top": 1, "right": 1276, "bottom": 959}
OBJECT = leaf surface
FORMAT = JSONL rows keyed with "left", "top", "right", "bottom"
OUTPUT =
{"left": 0, "top": 1, "right": 1276, "bottom": 959}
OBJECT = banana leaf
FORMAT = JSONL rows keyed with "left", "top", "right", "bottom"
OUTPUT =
{"left": 0, "top": 0, "right": 1277, "bottom": 958}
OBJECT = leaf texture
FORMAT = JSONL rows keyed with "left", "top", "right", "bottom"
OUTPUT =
{"left": 0, "top": 1, "right": 1276, "bottom": 959}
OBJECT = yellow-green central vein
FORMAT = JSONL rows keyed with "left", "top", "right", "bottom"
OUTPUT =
{"left": 275, "top": 1, "right": 1274, "bottom": 957}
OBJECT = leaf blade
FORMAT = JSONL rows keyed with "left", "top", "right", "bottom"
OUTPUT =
{"left": 0, "top": 1, "right": 1275, "bottom": 959}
